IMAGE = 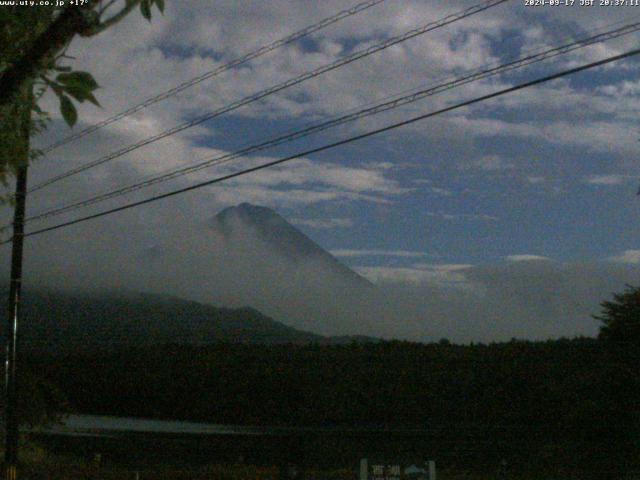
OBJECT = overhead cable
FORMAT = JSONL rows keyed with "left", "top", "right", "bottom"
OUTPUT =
{"left": 11, "top": 46, "right": 640, "bottom": 242}
{"left": 40, "top": 0, "right": 389, "bottom": 153}
{"left": 25, "top": 20, "right": 640, "bottom": 224}
{"left": 29, "top": 0, "right": 511, "bottom": 193}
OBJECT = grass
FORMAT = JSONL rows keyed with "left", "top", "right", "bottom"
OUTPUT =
{"left": 11, "top": 440, "right": 617, "bottom": 479}
{"left": 21, "top": 463, "right": 356, "bottom": 480}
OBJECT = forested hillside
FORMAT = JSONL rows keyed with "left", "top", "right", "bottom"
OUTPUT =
{"left": 26, "top": 337, "right": 639, "bottom": 476}
{"left": 14, "top": 290, "right": 324, "bottom": 351}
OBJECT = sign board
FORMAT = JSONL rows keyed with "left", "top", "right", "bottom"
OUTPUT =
{"left": 360, "top": 459, "right": 436, "bottom": 480}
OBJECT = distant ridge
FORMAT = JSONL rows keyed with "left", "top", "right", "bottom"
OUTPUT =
{"left": 8, "top": 204, "right": 380, "bottom": 352}
{"left": 12, "top": 289, "right": 379, "bottom": 354}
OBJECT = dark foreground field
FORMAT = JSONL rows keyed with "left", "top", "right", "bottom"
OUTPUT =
{"left": 16, "top": 412, "right": 640, "bottom": 480}
{"left": 15, "top": 330, "right": 640, "bottom": 479}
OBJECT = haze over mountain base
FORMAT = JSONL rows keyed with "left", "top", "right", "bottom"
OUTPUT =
{"left": 8, "top": 203, "right": 640, "bottom": 343}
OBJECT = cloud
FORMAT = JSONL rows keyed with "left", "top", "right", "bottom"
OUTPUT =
{"left": 25, "top": 145, "right": 409, "bottom": 222}
{"left": 331, "top": 249, "right": 433, "bottom": 258}
{"left": 5, "top": 0, "right": 640, "bottom": 346}
{"left": 526, "top": 176, "right": 545, "bottom": 184}
{"left": 506, "top": 254, "right": 552, "bottom": 262}
{"left": 584, "top": 174, "right": 635, "bottom": 186}
{"left": 222, "top": 158, "right": 406, "bottom": 195}
{"left": 426, "top": 212, "right": 498, "bottom": 221}
{"left": 356, "top": 263, "right": 473, "bottom": 286}
{"left": 207, "top": 157, "right": 410, "bottom": 208}
{"left": 24, "top": 0, "right": 640, "bottom": 228}
{"left": 291, "top": 217, "right": 354, "bottom": 229}
{"left": 609, "top": 249, "right": 640, "bottom": 265}
{"left": 428, "top": 187, "right": 453, "bottom": 197}
{"left": 459, "top": 154, "right": 512, "bottom": 172}
{"left": 5, "top": 199, "right": 640, "bottom": 344}
{"left": 598, "top": 80, "right": 640, "bottom": 97}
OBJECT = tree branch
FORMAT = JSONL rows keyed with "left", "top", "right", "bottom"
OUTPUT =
{"left": 83, "top": 0, "right": 142, "bottom": 36}
{"left": 0, "top": 4, "right": 100, "bottom": 112}
{"left": 98, "top": 0, "right": 121, "bottom": 16}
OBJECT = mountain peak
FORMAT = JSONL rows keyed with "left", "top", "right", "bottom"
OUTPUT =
{"left": 216, "top": 203, "right": 281, "bottom": 224}
{"left": 212, "top": 203, "right": 325, "bottom": 257}
{"left": 237, "top": 202, "right": 267, "bottom": 212}
{"left": 211, "top": 204, "right": 372, "bottom": 287}
{"left": 236, "top": 202, "right": 276, "bottom": 216}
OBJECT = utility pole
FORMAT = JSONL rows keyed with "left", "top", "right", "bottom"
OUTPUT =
{"left": 4, "top": 165, "right": 27, "bottom": 480}
{"left": 3, "top": 85, "right": 31, "bottom": 480}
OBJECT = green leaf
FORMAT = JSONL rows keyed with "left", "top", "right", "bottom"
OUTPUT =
{"left": 53, "top": 65, "right": 72, "bottom": 73}
{"left": 155, "top": 0, "right": 165, "bottom": 13}
{"left": 140, "top": 0, "right": 152, "bottom": 20}
{"left": 56, "top": 71, "right": 99, "bottom": 91}
{"left": 85, "top": 92, "right": 101, "bottom": 107}
{"left": 59, "top": 95, "right": 77, "bottom": 128}
{"left": 61, "top": 85, "right": 100, "bottom": 107}
{"left": 50, "top": 82, "right": 63, "bottom": 96}
{"left": 62, "top": 85, "right": 87, "bottom": 103}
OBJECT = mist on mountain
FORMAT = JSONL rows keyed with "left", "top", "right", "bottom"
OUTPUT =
{"left": 6, "top": 203, "right": 640, "bottom": 343}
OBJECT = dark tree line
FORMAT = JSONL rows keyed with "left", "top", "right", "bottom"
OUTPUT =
{"left": 17, "top": 286, "right": 640, "bottom": 477}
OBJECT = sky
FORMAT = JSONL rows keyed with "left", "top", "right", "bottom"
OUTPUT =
{"left": 3, "top": 0, "right": 640, "bottom": 342}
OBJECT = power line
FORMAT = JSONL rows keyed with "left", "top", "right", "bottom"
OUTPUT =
{"left": 24, "top": 21, "right": 640, "bottom": 224}
{"left": 31, "top": 0, "right": 508, "bottom": 192}
{"left": 10, "top": 46, "right": 640, "bottom": 243}
{"left": 40, "top": 0, "right": 388, "bottom": 153}
{"left": 28, "top": 21, "right": 639, "bottom": 221}
{"left": 28, "top": 0, "right": 511, "bottom": 194}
